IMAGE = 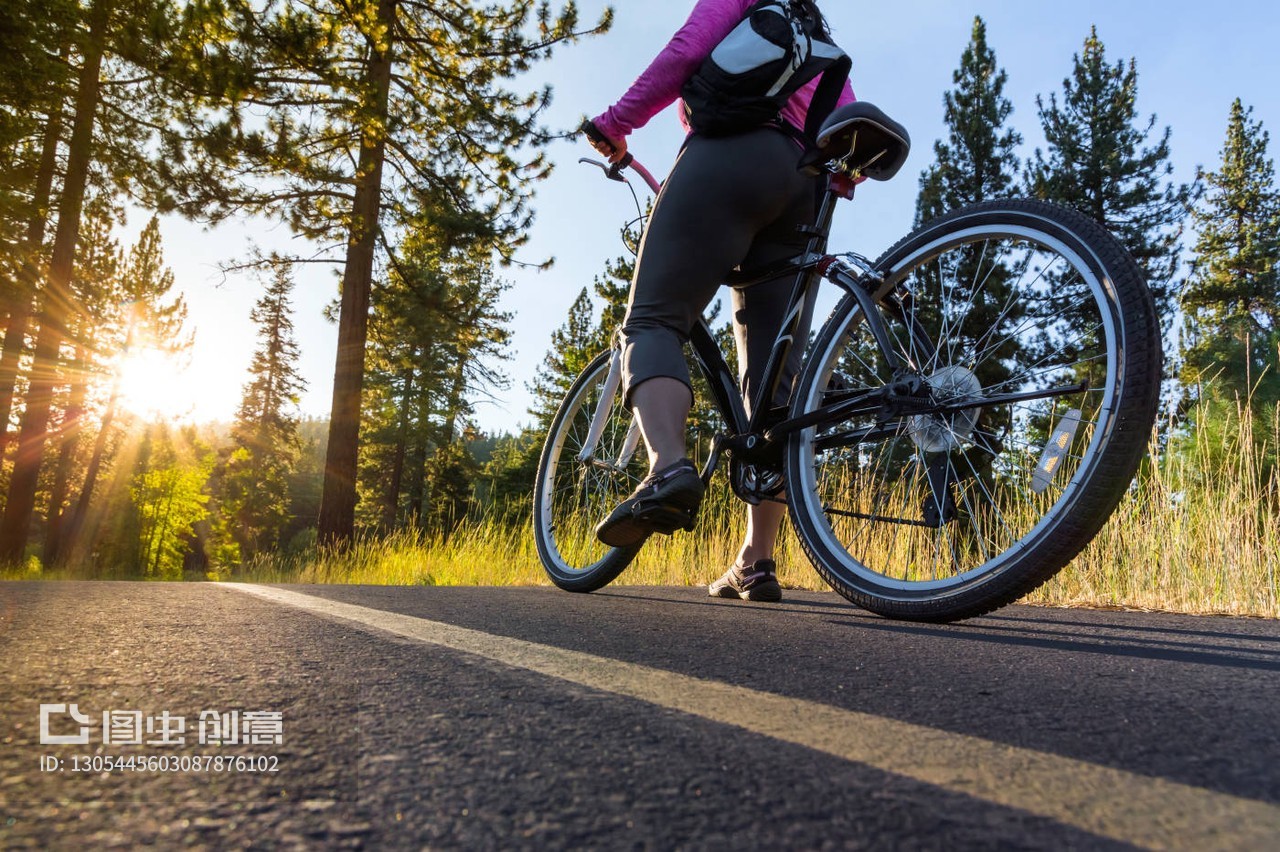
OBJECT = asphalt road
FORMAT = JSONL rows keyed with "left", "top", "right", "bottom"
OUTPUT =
{"left": 2, "top": 580, "right": 1278, "bottom": 850}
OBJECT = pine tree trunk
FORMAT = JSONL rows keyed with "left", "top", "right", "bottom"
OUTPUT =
{"left": 0, "top": 0, "right": 110, "bottom": 564}
{"left": 0, "top": 77, "right": 68, "bottom": 453}
{"left": 442, "top": 353, "right": 467, "bottom": 443}
{"left": 316, "top": 0, "right": 397, "bottom": 547}
{"left": 60, "top": 322, "right": 130, "bottom": 562}
{"left": 43, "top": 344, "right": 89, "bottom": 565}
{"left": 382, "top": 363, "right": 414, "bottom": 530}
{"left": 406, "top": 421, "right": 426, "bottom": 525}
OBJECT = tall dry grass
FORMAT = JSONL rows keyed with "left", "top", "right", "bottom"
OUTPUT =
{"left": 235, "top": 402, "right": 1279, "bottom": 618}
{"left": 1026, "top": 401, "right": 1279, "bottom": 616}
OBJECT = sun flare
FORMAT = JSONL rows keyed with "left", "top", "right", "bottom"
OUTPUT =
{"left": 116, "top": 347, "right": 197, "bottom": 420}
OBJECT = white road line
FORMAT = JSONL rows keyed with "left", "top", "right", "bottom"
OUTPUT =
{"left": 225, "top": 583, "right": 1280, "bottom": 850}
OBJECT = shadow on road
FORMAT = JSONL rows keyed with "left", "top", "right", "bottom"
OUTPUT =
{"left": 984, "top": 610, "right": 1280, "bottom": 644}
{"left": 830, "top": 615, "right": 1280, "bottom": 672}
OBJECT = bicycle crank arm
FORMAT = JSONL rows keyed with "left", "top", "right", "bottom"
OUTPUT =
{"left": 700, "top": 435, "right": 726, "bottom": 487}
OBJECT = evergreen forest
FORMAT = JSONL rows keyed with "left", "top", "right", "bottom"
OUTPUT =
{"left": 1, "top": 7, "right": 1276, "bottom": 614}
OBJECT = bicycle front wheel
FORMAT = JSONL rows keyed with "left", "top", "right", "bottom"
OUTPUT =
{"left": 534, "top": 349, "right": 647, "bottom": 591}
{"left": 787, "top": 200, "right": 1162, "bottom": 622}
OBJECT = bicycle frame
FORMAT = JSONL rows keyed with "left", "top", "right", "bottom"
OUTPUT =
{"left": 547, "top": 131, "right": 1159, "bottom": 619}
{"left": 697, "top": 174, "right": 902, "bottom": 436}
{"left": 576, "top": 153, "right": 907, "bottom": 497}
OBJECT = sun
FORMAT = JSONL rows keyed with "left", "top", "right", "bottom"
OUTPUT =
{"left": 116, "top": 347, "right": 198, "bottom": 421}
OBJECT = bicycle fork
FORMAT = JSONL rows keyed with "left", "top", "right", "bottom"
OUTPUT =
{"left": 578, "top": 348, "right": 733, "bottom": 490}
{"left": 576, "top": 350, "right": 642, "bottom": 472}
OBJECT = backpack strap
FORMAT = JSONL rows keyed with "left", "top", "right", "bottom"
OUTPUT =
{"left": 803, "top": 49, "right": 852, "bottom": 143}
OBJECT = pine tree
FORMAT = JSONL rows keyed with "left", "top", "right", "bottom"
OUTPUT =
{"left": 590, "top": 255, "right": 634, "bottom": 355}
{"left": 524, "top": 221, "right": 642, "bottom": 427}
{"left": 222, "top": 261, "right": 306, "bottom": 556}
{"left": 916, "top": 16, "right": 1021, "bottom": 224}
{"left": 157, "top": 0, "right": 611, "bottom": 545}
{"left": 0, "top": 98, "right": 65, "bottom": 450}
{"left": 0, "top": 0, "right": 186, "bottom": 563}
{"left": 477, "top": 428, "right": 542, "bottom": 520}
{"left": 0, "top": 0, "right": 75, "bottom": 243}
{"left": 359, "top": 233, "right": 513, "bottom": 531}
{"left": 909, "top": 16, "right": 1027, "bottom": 443}
{"left": 0, "top": 0, "right": 115, "bottom": 563}
{"left": 1181, "top": 99, "right": 1280, "bottom": 406}
{"left": 0, "top": 1, "right": 76, "bottom": 446}
{"left": 476, "top": 246, "right": 634, "bottom": 521}
{"left": 42, "top": 196, "right": 124, "bottom": 564}
{"left": 421, "top": 440, "right": 479, "bottom": 537}
{"left": 1027, "top": 27, "right": 1193, "bottom": 323}
{"left": 528, "top": 287, "right": 599, "bottom": 428}
{"left": 59, "top": 215, "right": 189, "bottom": 564}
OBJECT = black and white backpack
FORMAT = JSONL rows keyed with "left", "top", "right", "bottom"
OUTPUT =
{"left": 680, "top": 0, "right": 851, "bottom": 142}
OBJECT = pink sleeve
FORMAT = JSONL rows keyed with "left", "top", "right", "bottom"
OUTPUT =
{"left": 592, "top": 0, "right": 752, "bottom": 142}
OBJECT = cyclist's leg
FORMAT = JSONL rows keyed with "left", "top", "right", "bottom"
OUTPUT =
{"left": 619, "top": 129, "right": 810, "bottom": 460}
{"left": 723, "top": 175, "right": 822, "bottom": 576}
{"left": 731, "top": 153, "right": 824, "bottom": 408}
{"left": 599, "top": 129, "right": 808, "bottom": 546}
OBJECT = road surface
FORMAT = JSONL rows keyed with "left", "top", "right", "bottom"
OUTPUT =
{"left": 2, "top": 581, "right": 1278, "bottom": 849}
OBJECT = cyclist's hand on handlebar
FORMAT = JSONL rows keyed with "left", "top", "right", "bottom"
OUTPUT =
{"left": 580, "top": 118, "right": 628, "bottom": 165}
{"left": 602, "top": 137, "right": 628, "bottom": 165}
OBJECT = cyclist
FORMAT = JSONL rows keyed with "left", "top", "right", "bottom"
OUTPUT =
{"left": 585, "top": 0, "right": 855, "bottom": 602}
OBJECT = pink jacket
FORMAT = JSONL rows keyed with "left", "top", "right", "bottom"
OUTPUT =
{"left": 593, "top": 0, "right": 856, "bottom": 143}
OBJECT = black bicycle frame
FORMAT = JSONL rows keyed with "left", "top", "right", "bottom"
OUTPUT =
{"left": 684, "top": 176, "right": 904, "bottom": 463}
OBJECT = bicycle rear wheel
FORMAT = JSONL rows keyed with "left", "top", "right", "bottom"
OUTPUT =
{"left": 534, "top": 349, "right": 646, "bottom": 591}
{"left": 787, "top": 200, "right": 1162, "bottom": 622}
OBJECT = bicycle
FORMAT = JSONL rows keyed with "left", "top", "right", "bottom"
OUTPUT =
{"left": 533, "top": 103, "right": 1162, "bottom": 623}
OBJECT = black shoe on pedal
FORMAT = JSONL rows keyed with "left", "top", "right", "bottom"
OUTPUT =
{"left": 595, "top": 459, "right": 705, "bottom": 548}
{"left": 708, "top": 559, "right": 783, "bottom": 602}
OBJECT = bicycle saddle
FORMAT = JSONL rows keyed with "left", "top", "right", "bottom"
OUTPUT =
{"left": 809, "top": 102, "right": 910, "bottom": 181}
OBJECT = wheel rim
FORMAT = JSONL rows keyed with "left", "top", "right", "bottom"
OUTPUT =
{"left": 537, "top": 357, "right": 645, "bottom": 576}
{"left": 795, "top": 223, "right": 1120, "bottom": 597}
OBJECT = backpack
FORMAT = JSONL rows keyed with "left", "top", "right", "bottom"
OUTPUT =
{"left": 680, "top": 0, "right": 851, "bottom": 142}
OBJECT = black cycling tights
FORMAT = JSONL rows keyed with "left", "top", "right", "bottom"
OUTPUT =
{"left": 620, "top": 127, "right": 821, "bottom": 417}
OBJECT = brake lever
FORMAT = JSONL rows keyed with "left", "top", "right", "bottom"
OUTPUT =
{"left": 578, "top": 157, "right": 629, "bottom": 184}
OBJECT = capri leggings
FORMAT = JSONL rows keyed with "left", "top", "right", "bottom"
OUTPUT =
{"left": 620, "top": 126, "right": 820, "bottom": 419}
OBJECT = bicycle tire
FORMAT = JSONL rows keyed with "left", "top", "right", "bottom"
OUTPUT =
{"left": 786, "top": 199, "right": 1162, "bottom": 622}
{"left": 534, "top": 349, "right": 646, "bottom": 591}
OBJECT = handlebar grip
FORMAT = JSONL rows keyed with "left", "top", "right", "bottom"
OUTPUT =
{"left": 578, "top": 118, "right": 617, "bottom": 155}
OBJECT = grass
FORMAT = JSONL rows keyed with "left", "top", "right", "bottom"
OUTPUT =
{"left": 8, "top": 405, "right": 1278, "bottom": 620}
{"left": 1022, "top": 404, "right": 1280, "bottom": 617}
{"left": 230, "top": 402, "right": 1278, "bottom": 619}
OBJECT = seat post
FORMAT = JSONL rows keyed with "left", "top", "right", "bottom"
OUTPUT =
{"left": 806, "top": 178, "right": 843, "bottom": 256}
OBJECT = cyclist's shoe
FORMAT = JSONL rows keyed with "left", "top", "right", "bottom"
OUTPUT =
{"left": 709, "top": 559, "right": 783, "bottom": 602}
{"left": 595, "top": 459, "right": 705, "bottom": 548}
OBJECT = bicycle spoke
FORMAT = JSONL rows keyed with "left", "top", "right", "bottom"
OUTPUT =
{"left": 791, "top": 205, "right": 1155, "bottom": 611}
{"left": 964, "top": 251, "right": 1058, "bottom": 373}
{"left": 981, "top": 349, "right": 1108, "bottom": 396}
{"left": 967, "top": 289, "right": 1095, "bottom": 374}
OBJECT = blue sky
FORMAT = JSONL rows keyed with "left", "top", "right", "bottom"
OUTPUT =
{"left": 146, "top": 1, "right": 1280, "bottom": 432}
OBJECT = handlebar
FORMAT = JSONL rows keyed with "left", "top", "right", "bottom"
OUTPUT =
{"left": 578, "top": 119, "right": 661, "bottom": 194}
